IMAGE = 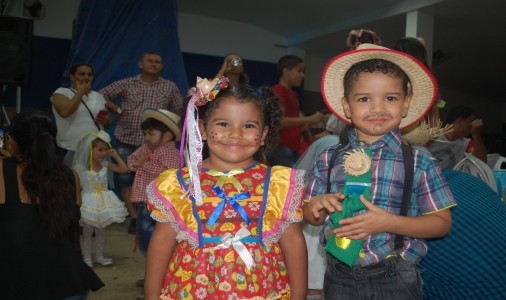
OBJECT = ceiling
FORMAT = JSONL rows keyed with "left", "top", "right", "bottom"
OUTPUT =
{"left": 178, "top": 0, "right": 506, "bottom": 100}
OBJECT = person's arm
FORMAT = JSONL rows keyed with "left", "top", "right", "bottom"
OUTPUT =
{"left": 105, "top": 100, "right": 123, "bottom": 116}
{"left": 144, "top": 221, "right": 178, "bottom": 300}
{"left": 279, "top": 222, "right": 307, "bottom": 300}
{"left": 215, "top": 56, "right": 234, "bottom": 79}
{"left": 100, "top": 81, "right": 125, "bottom": 116}
{"left": 469, "top": 119, "right": 487, "bottom": 164}
{"left": 106, "top": 149, "right": 129, "bottom": 173}
{"left": 52, "top": 82, "right": 91, "bottom": 118}
{"left": 303, "top": 193, "right": 345, "bottom": 225}
{"left": 127, "top": 145, "right": 147, "bottom": 172}
{"left": 73, "top": 170, "right": 82, "bottom": 207}
{"left": 280, "top": 111, "right": 325, "bottom": 128}
{"left": 95, "top": 112, "right": 112, "bottom": 128}
{"left": 331, "top": 195, "right": 452, "bottom": 240}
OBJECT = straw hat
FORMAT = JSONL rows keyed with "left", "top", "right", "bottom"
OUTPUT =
{"left": 321, "top": 43, "right": 438, "bottom": 129}
{"left": 142, "top": 109, "right": 181, "bottom": 141}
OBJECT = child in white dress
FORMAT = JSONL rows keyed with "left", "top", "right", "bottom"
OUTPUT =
{"left": 74, "top": 130, "right": 129, "bottom": 267}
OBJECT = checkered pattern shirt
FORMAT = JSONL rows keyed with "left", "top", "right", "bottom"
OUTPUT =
{"left": 128, "top": 141, "right": 180, "bottom": 203}
{"left": 305, "top": 128, "right": 456, "bottom": 266}
{"left": 100, "top": 75, "right": 183, "bottom": 146}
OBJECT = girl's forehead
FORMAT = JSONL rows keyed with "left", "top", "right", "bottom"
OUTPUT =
{"left": 210, "top": 98, "right": 262, "bottom": 118}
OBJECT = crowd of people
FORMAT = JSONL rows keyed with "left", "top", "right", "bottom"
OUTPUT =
{"left": 0, "top": 28, "right": 504, "bottom": 300}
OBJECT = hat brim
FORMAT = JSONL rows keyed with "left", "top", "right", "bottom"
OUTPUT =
{"left": 142, "top": 109, "right": 182, "bottom": 141}
{"left": 321, "top": 47, "right": 437, "bottom": 130}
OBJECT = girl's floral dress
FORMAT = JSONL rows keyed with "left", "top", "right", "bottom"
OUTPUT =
{"left": 147, "top": 162, "right": 305, "bottom": 300}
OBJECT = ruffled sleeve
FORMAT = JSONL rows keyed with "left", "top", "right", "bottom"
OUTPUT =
{"left": 261, "top": 166, "right": 305, "bottom": 244}
{"left": 146, "top": 168, "right": 200, "bottom": 245}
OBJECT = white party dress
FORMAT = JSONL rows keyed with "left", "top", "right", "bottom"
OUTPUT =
{"left": 79, "top": 163, "right": 128, "bottom": 228}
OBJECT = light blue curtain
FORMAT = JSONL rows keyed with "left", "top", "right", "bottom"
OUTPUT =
{"left": 63, "top": 0, "right": 188, "bottom": 93}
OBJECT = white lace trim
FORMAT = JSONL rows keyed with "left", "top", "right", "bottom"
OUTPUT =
{"left": 146, "top": 180, "right": 200, "bottom": 248}
{"left": 262, "top": 168, "right": 305, "bottom": 245}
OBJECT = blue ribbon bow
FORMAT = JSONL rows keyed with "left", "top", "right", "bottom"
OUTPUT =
{"left": 206, "top": 186, "right": 251, "bottom": 227}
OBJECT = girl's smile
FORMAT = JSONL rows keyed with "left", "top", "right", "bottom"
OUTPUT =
{"left": 200, "top": 97, "right": 268, "bottom": 171}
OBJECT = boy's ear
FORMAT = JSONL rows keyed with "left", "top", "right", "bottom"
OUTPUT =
{"left": 198, "top": 120, "right": 206, "bottom": 140}
{"left": 341, "top": 97, "right": 352, "bottom": 119}
{"left": 402, "top": 94, "right": 413, "bottom": 118}
{"left": 163, "top": 130, "right": 175, "bottom": 141}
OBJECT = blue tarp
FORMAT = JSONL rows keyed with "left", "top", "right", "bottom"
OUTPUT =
{"left": 64, "top": 0, "right": 188, "bottom": 94}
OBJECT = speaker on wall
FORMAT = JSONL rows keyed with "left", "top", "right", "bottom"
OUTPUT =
{"left": 0, "top": 15, "right": 33, "bottom": 86}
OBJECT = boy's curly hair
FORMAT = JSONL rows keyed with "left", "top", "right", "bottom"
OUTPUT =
{"left": 343, "top": 59, "right": 410, "bottom": 99}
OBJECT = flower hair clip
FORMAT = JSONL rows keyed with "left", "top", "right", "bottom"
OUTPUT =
{"left": 193, "top": 76, "right": 229, "bottom": 106}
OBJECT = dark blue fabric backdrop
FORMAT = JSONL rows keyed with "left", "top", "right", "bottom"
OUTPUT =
{"left": 64, "top": 0, "right": 188, "bottom": 94}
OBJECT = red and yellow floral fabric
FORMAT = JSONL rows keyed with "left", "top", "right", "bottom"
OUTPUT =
{"left": 147, "top": 163, "right": 305, "bottom": 299}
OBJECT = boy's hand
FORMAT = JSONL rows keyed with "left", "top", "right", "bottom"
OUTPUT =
{"left": 131, "top": 154, "right": 149, "bottom": 168}
{"left": 306, "top": 193, "right": 346, "bottom": 221}
{"left": 331, "top": 195, "right": 391, "bottom": 240}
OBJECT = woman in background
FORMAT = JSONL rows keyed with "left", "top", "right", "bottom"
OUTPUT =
{"left": 51, "top": 63, "right": 112, "bottom": 166}
{"left": 0, "top": 110, "right": 104, "bottom": 300}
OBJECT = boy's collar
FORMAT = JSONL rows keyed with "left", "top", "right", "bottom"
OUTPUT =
{"left": 349, "top": 128, "right": 403, "bottom": 153}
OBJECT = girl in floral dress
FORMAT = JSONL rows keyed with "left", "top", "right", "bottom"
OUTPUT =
{"left": 145, "top": 80, "right": 308, "bottom": 300}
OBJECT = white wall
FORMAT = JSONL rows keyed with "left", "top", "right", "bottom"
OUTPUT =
{"left": 4, "top": 0, "right": 80, "bottom": 39}
{"left": 178, "top": 13, "right": 304, "bottom": 64}
{"left": 32, "top": 0, "right": 80, "bottom": 39}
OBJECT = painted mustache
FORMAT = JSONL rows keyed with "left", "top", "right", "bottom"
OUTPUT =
{"left": 364, "top": 114, "right": 391, "bottom": 120}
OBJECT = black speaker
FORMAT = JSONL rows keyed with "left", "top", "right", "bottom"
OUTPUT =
{"left": 0, "top": 15, "right": 33, "bottom": 86}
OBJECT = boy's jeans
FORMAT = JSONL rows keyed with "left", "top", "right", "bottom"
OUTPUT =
{"left": 137, "top": 202, "right": 155, "bottom": 256}
{"left": 324, "top": 254, "right": 422, "bottom": 300}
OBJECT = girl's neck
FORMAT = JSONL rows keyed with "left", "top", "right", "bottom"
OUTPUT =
{"left": 91, "top": 160, "right": 103, "bottom": 172}
{"left": 202, "top": 158, "right": 256, "bottom": 172}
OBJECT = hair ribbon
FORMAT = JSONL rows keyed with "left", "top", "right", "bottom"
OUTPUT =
{"left": 180, "top": 76, "right": 229, "bottom": 206}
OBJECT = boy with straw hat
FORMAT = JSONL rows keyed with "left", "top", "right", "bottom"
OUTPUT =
{"left": 128, "top": 108, "right": 181, "bottom": 257}
{"left": 303, "top": 44, "right": 456, "bottom": 299}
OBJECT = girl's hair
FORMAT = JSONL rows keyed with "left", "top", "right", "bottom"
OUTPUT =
{"left": 276, "top": 55, "right": 303, "bottom": 78}
{"left": 198, "top": 83, "right": 282, "bottom": 151}
{"left": 68, "top": 62, "right": 94, "bottom": 76}
{"left": 9, "top": 110, "right": 80, "bottom": 245}
{"left": 346, "top": 29, "right": 382, "bottom": 49}
{"left": 343, "top": 59, "right": 410, "bottom": 99}
{"left": 394, "top": 37, "right": 429, "bottom": 68}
